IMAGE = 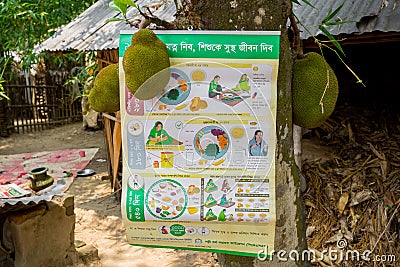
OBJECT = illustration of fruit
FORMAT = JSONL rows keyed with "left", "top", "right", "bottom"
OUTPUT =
{"left": 162, "top": 205, "right": 170, "bottom": 210}
{"left": 237, "top": 188, "right": 243, "bottom": 193}
{"left": 187, "top": 185, "right": 195, "bottom": 195}
{"left": 175, "top": 103, "right": 187, "bottom": 110}
{"left": 199, "top": 100, "right": 208, "bottom": 109}
{"left": 237, "top": 203, "right": 243, "bottom": 208}
{"left": 187, "top": 207, "right": 198, "bottom": 214}
{"left": 213, "top": 158, "right": 225, "bottom": 166}
{"left": 190, "top": 97, "right": 201, "bottom": 111}
{"left": 162, "top": 197, "right": 171, "bottom": 202}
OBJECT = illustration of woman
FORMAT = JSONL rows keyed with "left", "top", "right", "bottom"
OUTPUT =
{"left": 249, "top": 130, "right": 268, "bottom": 156}
{"left": 208, "top": 75, "right": 223, "bottom": 98}
{"left": 221, "top": 179, "right": 231, "bottom": 193}
{"left": 234, "top": 74, "right": 251, "bottom": 92}
{"left": 147, "top": 121, "right": 172, "bottom": 145}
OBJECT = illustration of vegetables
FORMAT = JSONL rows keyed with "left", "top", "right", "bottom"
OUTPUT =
{"left": 217, "top": 134, "right": 228, "bottom": 149}
{"left": 204, "top": 143, "right": 220, "bottom": 157}
{"left": 178, "top": 79, "right": 188, "bottom": 91}
{"left": 167, "top": 88, "right": 179, "bottom": 100}
{"left": 211, "top": 128, "right": 226, "bottom": 136}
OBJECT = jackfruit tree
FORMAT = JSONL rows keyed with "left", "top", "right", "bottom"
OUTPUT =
{"left": 173, "top": 1, "right": 308, "bottom": 266}
{"left": 122, "top": 29, "right": 170, "bottom": 100}
{"left": 88, "top": 63, "right": 120, "bottom": 113}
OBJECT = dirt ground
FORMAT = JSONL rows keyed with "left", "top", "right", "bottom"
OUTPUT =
{"left": 0, "top": 122, "right": 217, "bottom": 267}
{"left": 0, "top": 120, "right": 334, "bottom": 267}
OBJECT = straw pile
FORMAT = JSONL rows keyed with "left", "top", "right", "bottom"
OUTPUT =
{"left": 301, "top": 105, "right": 399, "bottom": 266}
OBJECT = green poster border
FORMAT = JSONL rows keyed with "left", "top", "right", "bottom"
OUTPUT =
{"left": 119, "top": 30, "right": 280, "bottom": 59}
{"left": 120, "top": 29, "right": 280, "bottom": 257}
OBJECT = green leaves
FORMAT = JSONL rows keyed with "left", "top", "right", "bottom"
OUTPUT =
{"left": 109, "top": 1, "right": 127, "bottom": 14}
{"left": 318, "top": 3, "right": 357, "bottom": 56}
{"left": 113, "top": 0, "right": 136, "bottom": 7}
{"left": 106, "top": 0, "right": 137, "bottom": 24}
{"left": 321, "top": 3, "right": 344, "bottom": 24}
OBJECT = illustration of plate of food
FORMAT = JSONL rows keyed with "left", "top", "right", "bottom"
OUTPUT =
{"left": 158, "top": 68, "right": 191, "bottom": 105}
{"left": 146, "top": 179, "right": 188, "bottom": 220}
{"left": 194, "top": 126, "right": 229, "bottom": 160}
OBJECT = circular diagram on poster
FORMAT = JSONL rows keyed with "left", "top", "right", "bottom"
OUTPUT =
{"left": 194, "top": 125, "right": 229, "bottom": 160}
{"left": 158, "top": 68, "right": 191, "bottom": 105}
{"left": 146, "top": 179, "right": 188, "bottom": 220}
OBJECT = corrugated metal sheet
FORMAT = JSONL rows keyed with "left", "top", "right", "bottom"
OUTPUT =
{"left": 34, "top": 0, "right": 178, "bottom": 53}
{"left": 293, "top": 0, "right": 400, "bottom": 39}
{"left": 35, "top": 0, "right": 400, "bottom": 53}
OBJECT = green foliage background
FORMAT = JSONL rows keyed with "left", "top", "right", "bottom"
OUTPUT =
{"left": 0, "top": 0, "right": 97, "bottom": 68}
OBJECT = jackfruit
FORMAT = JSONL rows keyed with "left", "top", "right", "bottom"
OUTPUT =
{"left": 292, "top": 52, "right": 339, "bottom": 129}
{"left": 88, "top": 63, "right": 120, "bottom": 113}
{"left": 122, "top": 29, "right": 170, "bottom": 100}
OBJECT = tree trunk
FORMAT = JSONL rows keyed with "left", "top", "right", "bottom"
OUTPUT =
{"left": 175, "top": 1, "right": 309, "bottom": 266}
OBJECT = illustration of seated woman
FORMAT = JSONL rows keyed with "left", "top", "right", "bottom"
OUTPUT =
{"left": 147, "top": 121, "right": 172, "bottom": 145}
{"left": 219, "top": 194, "right": 235, "bottom": 208}
{"left": 249, "top": 130, "right": 268, "bottom": 156}
{"left": 234, "top": 74, "right": 251, "bottom": 92}
{"left": 208, "top": 75, "right": 224, "bottom": 98}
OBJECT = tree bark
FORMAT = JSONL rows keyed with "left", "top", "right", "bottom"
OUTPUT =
{"left": 174, "top": 1, "right": 309, "bottom": 266}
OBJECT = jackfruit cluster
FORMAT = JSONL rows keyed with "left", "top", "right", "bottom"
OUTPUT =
{"left": 88, "top": 63, "right": 120, "bottom": 113}
{"left": 122, "top": 29, "right": 170, "bottom": 100}
{"left": 292, "top": 52, "right": 339, "bottom": 129}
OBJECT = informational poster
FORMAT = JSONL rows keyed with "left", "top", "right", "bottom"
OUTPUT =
{"left": 120, "top": 31, "right": 280, "bottom": 257}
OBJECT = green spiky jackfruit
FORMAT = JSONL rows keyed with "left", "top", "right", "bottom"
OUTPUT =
{"left": 122, "top": 29, "right": 170, "bottom": 100}
{"left": 292, "top": 52, "right": 339, "bottom": 129}
{"left": 88, "top": 63, "right": 120, "bottom": 113}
